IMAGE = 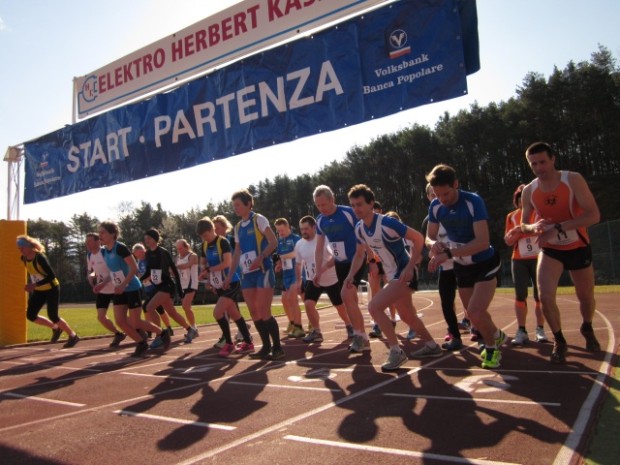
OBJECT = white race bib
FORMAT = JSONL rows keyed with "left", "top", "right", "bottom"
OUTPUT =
{"left": 304, "top": 262, "right": 316, "bottom": 281}
{"left": 518, "top": 236, "right": 540, "bottom": 257}
{"left": 209, "top": 270, "right": 225, "bottom": 289}
{"left": 30, "top": 273, "right": 43, "bottom": 284}
{"left": 547, "top": 228, "right": 579, "bottom": 247}
{"left": 241, "top": 251, "right": 258, "bottom": 274}
{"left": 150, "top": 269, "right": 162, "bottom": 285}
{"left": 330, "top": 241, "right": 347, "bottom": 261}
{"left": 110, "top": 270, "right": 126, "bottom": 286}
{"left": 282, "top": 257, "right": 293, "bottom": 270}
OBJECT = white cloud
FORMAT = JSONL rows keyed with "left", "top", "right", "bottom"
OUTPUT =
{"left": 0, "top": 17, "right": 6, "bottom": 31}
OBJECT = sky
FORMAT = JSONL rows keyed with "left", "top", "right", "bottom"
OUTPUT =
{"left": 1, "top": 0, "right": 619, "bottom": 223}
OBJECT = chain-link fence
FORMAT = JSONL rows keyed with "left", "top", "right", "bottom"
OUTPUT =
{"left": 590, "top": 220, "right": 620, "bottom": 284}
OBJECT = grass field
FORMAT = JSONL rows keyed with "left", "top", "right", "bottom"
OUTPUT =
{"left": 26, "top": 303, "right": 287, "bottom": 342}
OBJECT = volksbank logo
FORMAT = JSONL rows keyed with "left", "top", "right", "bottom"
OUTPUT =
{"left": 388, "top": 29, "right": 411, "bottom": 59}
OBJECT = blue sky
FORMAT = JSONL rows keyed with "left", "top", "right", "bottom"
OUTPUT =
{"left": 1, "top": 0, "right": 619, "bottom": 222}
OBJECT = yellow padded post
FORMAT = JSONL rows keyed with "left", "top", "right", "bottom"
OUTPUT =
{"left": 0, "top": 220, "right": 27, "bottom": 345}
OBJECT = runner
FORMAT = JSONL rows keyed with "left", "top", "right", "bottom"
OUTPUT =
{"left": 17, "top": 235, "right": 79, "bottom": 348}
{"left": 97, "top": 221, "right": 165, "bottom": 357}
{"left": 140, "top": 228, "right": 197, "bottom": 346}
{"left": 520, "top": 141, "right": 601, "bottom": 363}
{"left": 426, "top": 164, "right": 506, "bottom": 369}
{"left": 294, "top": 215, "right": 354, "bottom": 343}
{"left": 85, "top": 232, "right": 126, "bottom": 348}
{"left": 274, "top": 218, "right": 303, "bottom": 337}
{"left": 223, "top": 189, "right": 283, "bottom": 360}
{"left": 504, "top": 184, "right": 548, "bottom": 345}
{"left": 197, "top": 217, "right": 253, "bottom": 357}
{"left": 313, "top": 185, "right": 368, "bottom": 353}
{"left": 346, "top": 184, "right": 441, "bottom": 371}
{"left": 175, "top": 239, "right": 200, "bottom": 337}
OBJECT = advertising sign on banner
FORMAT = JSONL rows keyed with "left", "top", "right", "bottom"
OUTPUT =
{"left": 26, "top": 0, "right": 478, "bottom": 204}
{"left": 74, "top": 0, "right": 392, "bottom": 118}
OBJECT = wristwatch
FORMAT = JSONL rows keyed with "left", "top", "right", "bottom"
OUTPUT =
{"left": 443, "top": 248, "right": 453, "bottom": 259}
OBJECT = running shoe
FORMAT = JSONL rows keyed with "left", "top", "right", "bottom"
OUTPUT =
{"left": 470, "top": 328, "right": 481, "bottom": 342}
{"left": 50, "top": 327, "right": 63, "bottom": 343}
{"left": 410, "top": 344, "right": 442, "bottom": 359}
{"left": 406, "top": 329, "right": 417, "bottom": 341}
{"left": 289, "top": 326, "right": 305, "bottom": 338}
{"left": 550, "top": 340, "right": 567, "bottom": 364}
{"left": 345, "top": 325, "right": 355, "bottom": 339}
{"left": 580, "top": 325, "right": 601, "bottom": 352}
{"left": 235, "top": 342, "right": 255, "bottom": 354}
{"left": 167, "top": 326, "right": 174, "bottom": 336}
{"left": 481, "top": 348, "right": 501, "bottom": 369}
{"left": 302, "top": 329, "right": 324, "bottom": 343}
{"left": 63, "top": 334, "right": 80, "bottom": 348}
{"left": 381, "top": 348, "right": 408, "bottom": 372}
{"left": 235, "top": 324, "right": 251, "bottom": 342}
{"left": 285, "top": 322, "right": 294, "bottom": 334}
{"left": 535, "top": 326, "right": 549, "bottom": 343}
{"left": 441, "top": 338, "right": 463, "bottom": 351}
{"left": 269, "top": 347, "right": 286, "bottom": 360}
{"left": 138, "top": 329, "right": 148, "bottom": 342}
{"left": 458, "top": 319, "right": 471, "bottom": 332}
{"left": 132, "top": 341, "right": 149, "bottom": 357}
{"left": 184, "top": 327, "right": 198, "bottom": 344}
{"left": 495, "top": 329, "right": 508, "bottom": 347}
{"left": 213, "top": 336, "right": 226, "bottom": 349}
{"left": 368, "top": 323, "right": 382, "bottom": 339}
{"left": 444, "top": 331, "right": 453, "bottom": 342}
{"left": 218, "top": 343, "right": 235, "bottom": 358}
{"left": 109, "top": 332, "right": 126, "bottom": 348}
{"left": 348, "top": 335, "right": 370, "bottom": 353}
{"left": 249, "top": 346, "right": 272, "bottom": 360}
{"left": 149, "top": 335, "right": 164, "bottom": 349}
{"left": 162, "top": 329, "right": 172, "bottom": 349}
{"left": 511, "top": 328, "right": 529, "bottom": 346}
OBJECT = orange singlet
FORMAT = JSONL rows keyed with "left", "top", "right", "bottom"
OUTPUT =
{"left": 529, "top": 171, "right": 589, "bottom": 250}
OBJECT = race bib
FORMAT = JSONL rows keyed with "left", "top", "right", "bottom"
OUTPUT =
{"left": 330, "top": 241, "right": 347, "bottom": 261}
{"left": 150, "top": 269, "right": 162, "bottom": 285}
{"left": 518, "top": 236, "right": 540, "bottom": 257}
{"left": 110, "top": 270, "right": 126, "bottom": 286}
{"left": 547, "top": 228, "right": 579, "bottom": 247}
{"left": 304, "top": 262, "right": 316, "bottom": 281}
{"left": 282, "top": 257, "right": 293, "bottom": 270}
{"left": 209, "top": 270, "right": 225, "bottom": 289}
{"left": 241, "top": 251, "right": 258, "bottom": 274}
{"left": 30, "top": 273, "right": 43, "bottom": 284}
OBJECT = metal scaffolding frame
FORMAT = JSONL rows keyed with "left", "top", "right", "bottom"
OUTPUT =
{"left": 4, "top": 146, "right": 23, "bottom": 220}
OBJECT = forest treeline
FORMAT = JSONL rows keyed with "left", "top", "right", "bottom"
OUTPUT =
{"left": 25, "top": 46, "right": 620, "bottom": 301}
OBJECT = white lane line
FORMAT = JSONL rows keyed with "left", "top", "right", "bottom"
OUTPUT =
{"left": 120, "top": 372, "right": 201, "bottom": 381}
{"left": 115, "top": 410, "right": 236, "bottom": 430}
{"left": 2, "top": 392, "right": 85, "bottom": 407}
{"left": 284, "top": 435, "right": 521, "bottom": 465}
{"left": 553, "top": 309, "right": 616, "bottom": 465}
{"left": 383, "top": 392, "right": 561, "bottom": 407}
{"left": 228, "top": 381, "right": 341, "bottom": 393}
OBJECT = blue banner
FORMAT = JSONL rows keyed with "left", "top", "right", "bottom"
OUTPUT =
{"left": 25, "top": 0, "right": 475, "bottom": 204}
